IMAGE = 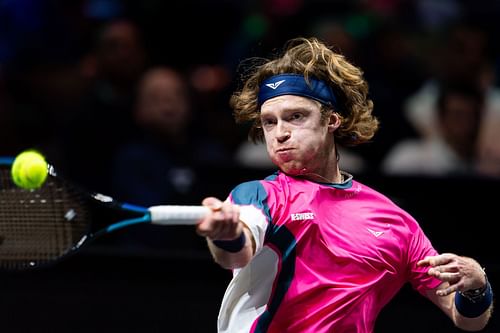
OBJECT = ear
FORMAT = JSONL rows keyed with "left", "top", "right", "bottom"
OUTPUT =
{"left": 327, "top": 113, "right": 341, "bottom": 133}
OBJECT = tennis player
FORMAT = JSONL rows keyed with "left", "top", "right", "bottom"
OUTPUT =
{"left": 196, "top": 37, "right": 494, "bottom": 333}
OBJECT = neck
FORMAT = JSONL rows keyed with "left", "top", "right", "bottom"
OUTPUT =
{"left": 297, "top": 167, "right": 343, "bottom": 183}
{"left": 285, "top": 140, "right": 343, "bottom": 182}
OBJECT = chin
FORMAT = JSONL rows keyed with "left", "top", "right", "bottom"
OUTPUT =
{"left": 277, "top": 163, "right": 304, "bottom": 176}
{"left": 271, "top": 156, "right": 302, "bottom": 173}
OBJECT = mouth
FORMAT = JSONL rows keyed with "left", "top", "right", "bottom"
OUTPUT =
{"left": 274, "top": 148, "right": 295, "bottom": 162}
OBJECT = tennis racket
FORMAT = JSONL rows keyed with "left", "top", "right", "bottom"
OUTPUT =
{"left": 0, "top": 157, "right": 210, "bottom": 272}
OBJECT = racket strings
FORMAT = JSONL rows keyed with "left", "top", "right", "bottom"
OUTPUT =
{"left": 0, "top": 167, "right": 89, "bottom": 270}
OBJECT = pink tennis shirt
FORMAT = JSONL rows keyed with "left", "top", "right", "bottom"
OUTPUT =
{"left": 217, "top": 171, "right": 441, "bottom": 333}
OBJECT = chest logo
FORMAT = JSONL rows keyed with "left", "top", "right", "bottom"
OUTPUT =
{"left": 367, "top": 228, "right": 384, "bottom": 238}
{"left": 290, "top": 212, "right": 315, "bottom": 221}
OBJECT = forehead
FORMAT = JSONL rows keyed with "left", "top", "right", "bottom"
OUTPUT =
{"left": 260, "top": 95, "right": 321, "bottom": 114}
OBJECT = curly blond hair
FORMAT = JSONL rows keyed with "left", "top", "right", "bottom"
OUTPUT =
{"left": 230, "top": 37, "right": 379, "bottom": 146}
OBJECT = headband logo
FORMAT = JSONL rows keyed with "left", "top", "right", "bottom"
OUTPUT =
{"left": 265, "top": 79, "right": 286, "bottom": 90}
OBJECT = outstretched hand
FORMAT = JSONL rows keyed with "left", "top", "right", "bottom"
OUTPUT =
{"left": 196, "top": 197, "right": 243, "bottom": 241}
{"left": 417, "top": 253, "right": 487, "bottom": 297}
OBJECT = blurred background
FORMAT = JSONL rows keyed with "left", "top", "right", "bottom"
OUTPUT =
{"left": 1, "top": 0, "right": 499, "bottom": 332}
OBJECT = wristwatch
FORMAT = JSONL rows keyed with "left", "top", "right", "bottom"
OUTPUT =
{"left": 459, "top": 269, "right": 489, "bottom": 303}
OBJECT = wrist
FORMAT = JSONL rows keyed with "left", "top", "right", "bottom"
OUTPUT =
{"left": 212, "top": 232, "right": 246, "bottom": 253}
{"left": 455, "top": 269, "right": 493, "bottom": 318}
{"left": 460, "top": 268, "right": 488, "bottom": 302}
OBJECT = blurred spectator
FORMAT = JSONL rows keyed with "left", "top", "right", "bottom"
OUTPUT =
{"left": 0, "top": 0, "right": 89, "bottom": 159}
{"left": 403, "top": 20, "right": 500, "bottom": 178}
{"left": 60, "top": 18, "right": 148, "bottom": 193}
{"left": 414, "top": 0, "right": 462, "bottom": 31}
{"left": 309, "top": 9, "right": 428, "bottom": 171}
{"left": 188, "top": 63, "right": 244, "bottom": 159}
{"left": 109, "top": 66, "right": 232, "bottom": 251}
{"left": 0, "top": 57, "right": 88, "bottom": 163}
{"left": 354, "top": 18, "right": 427, "bottom": 170}
{"left": 111, "top": 66, "right": 232, "bottom": 206}
{"left": 79, "top": 18, "right": 146, "bottom": 90}
{"left": 381, "top": 82, "right": 485, "bottom": 176}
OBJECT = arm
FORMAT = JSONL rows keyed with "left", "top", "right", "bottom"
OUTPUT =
{"left": 418, "top": 253, "right": 494, "bottom": 331}
{"left": 196, "top": 197, "right": 256, "bottom": 270}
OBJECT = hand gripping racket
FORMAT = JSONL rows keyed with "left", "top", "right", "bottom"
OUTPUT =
{"left": 0, "top": 157, "right": 210, "bottom": 272}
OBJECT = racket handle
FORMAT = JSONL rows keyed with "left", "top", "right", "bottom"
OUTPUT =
{"left": 148, "top": 205, "right": 210, "bottom": 225}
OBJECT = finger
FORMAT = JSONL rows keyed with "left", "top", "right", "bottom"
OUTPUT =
{"left": 207, "top": 211, "right": 230, "bottom": 237}
{"left": 417, "top": 257, "right": 431, "bottom": 267}
{"left": 418, "top": 253, "right": 455, "bottom": 268}
{"left": 214, "top": 220, "right": 238, "bottom": 240}
{"left": 428, "top": 263, "right": 460, "bottom": 275}
{"left": 436, "top": 278, "right": 465, "bottom": 296}
{"left": 436, "top": 284, "right": 457, "bottom": 297}
{"left": 432, "top": 253, "right": 456, "bottom": 266}
{"left": 417, "top": 255, "right": 440, "bottom": 267}
{"left": 196, "top": 217, "right": 216, "bottom": 236}
{"left": 216, "top": 204, "right": 240, "bottom": 227}
{"left": 213, "top": 215, "right": 242, "bottom": 240}
{"left": 202, "top": 197, "right": 223, "bottom": 211}
{"left": 231, "top": 204, "right": 240, "bottom": 223}
{"left": 220, "top": 202, "right": 237, "bottom": 217}
{"left": 429, "top": 269, "right": 461, "bottom": 281}
{"left": 196, "top": 210, "right": 225, "bottom": 236}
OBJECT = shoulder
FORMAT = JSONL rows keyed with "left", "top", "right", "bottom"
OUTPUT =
{"left": 231, "top": 179, "right": 269, "bottom": 204}
{"left": 230, "top": 172, "right": 281, "bottom": 205}
{"left": 354, "top": 181, "right": 419, "bottom": 226}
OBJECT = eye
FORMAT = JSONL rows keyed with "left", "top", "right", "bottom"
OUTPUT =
{"left": 289, "top": 112, "right": 304, "bottom": 122}
{"left": 261, "top": 118, "right": 276, "bottom": 129}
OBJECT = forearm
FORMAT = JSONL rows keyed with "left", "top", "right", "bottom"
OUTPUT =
{"left": 454, "top": 304, "right": 493, "bottom": 332}
{"left": 421, "top": 254, "right": 494, "bottom": 331}
{"left": 207, "top": 227, "right": 255, "bottom": 270}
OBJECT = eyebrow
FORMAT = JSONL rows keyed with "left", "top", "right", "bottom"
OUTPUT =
{"left": 261, "top": 104, "right": 317, "bottom": 115}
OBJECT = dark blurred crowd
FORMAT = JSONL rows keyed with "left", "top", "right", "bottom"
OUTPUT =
{"left": 2, "top": 0, "right": 500, "bottom": 206}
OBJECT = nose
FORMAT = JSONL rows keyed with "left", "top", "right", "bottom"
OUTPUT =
{"left": 276, "top": 120, "right": 291, "bottom": 143}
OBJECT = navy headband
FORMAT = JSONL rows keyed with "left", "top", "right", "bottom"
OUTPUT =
{"left": 258, "top": 73, "right": 338, "bottom": 109}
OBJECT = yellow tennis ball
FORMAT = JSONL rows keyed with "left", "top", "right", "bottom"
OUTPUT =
{"left": 11, "top": 150, "right": 48, "bottom": 190}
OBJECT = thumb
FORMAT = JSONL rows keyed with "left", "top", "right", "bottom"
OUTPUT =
{"left": 202, "top": 197, "right": 223, "bottom": 211}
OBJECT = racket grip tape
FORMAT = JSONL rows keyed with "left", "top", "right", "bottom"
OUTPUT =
{"left": 149, "top": 205, "right": 210, "bottom": 225}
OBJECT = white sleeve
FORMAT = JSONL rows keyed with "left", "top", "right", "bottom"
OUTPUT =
{"left": 238, "top": 204, "right": 269, "bottom": 253}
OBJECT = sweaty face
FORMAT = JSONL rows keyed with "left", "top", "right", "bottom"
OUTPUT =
{"left": 260, "top": 95, "right": 335, "bottom": 177}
